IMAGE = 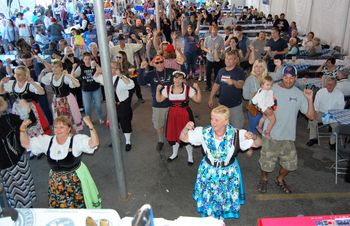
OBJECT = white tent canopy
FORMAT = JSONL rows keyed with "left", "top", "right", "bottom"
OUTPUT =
{"left": 242, "top": 0, "right": 350, "bottom": 55}
{"left": 2, "top": 0, "right": 350, "bottom": 55}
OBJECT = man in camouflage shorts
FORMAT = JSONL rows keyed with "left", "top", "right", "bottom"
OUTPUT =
{"left": 258, "top": 65, "right": 315, "bottom": 193}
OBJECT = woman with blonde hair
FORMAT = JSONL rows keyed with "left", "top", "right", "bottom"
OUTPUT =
{"left": 243, "top": 59, "right": 268, "bottom": 134}
{"left": 180, "top": 105, "right": 262, "bottom": 219}
{"left": 0, "top": 66, "right": 50, "bottom": 137}
{"left": 39, "top": 60, "right": 83, "bottom": 132}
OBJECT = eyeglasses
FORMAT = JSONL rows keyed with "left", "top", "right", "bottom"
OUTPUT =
{"left": 116, "top": 56, "right": 122, "bottom": 59}
{"left": 154, "top": 61, "right": 164, "bottom": 64}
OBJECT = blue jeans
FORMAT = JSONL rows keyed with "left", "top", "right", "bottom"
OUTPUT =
{"left": 247, "top": 111, "right": 262, "bottom": 134}
{"left": 82, "top": 88, "right": 103, "bottom": 120}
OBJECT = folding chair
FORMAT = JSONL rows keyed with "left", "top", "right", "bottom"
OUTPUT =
{"left": 316, "top": 123, "right": 332, "bottom": 145}
{"left": 334, "top": 124, "right": 350, "bottom": 184}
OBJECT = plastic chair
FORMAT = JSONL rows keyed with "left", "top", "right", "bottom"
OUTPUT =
{"left": 334, "top": 124, "right": 350, "bottom": 184}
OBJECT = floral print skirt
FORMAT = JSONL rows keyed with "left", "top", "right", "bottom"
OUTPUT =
{"left": 48, "top": 170, "right": 85, "bottom": 208}
{"left": 193, "top": 158, "right": 245, "bottom": 219}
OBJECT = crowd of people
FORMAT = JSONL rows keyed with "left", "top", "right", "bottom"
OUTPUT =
{"left": 0, "top": 0, "right": 349, "bottom": 221}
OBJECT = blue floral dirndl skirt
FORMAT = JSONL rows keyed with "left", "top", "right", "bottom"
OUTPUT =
{"left": 193, "top": 157, "right": 245, "bottom": 219}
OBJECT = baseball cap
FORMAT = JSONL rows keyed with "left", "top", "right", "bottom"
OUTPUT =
{"left": 282, "top": 65, "right": 297, "bottom": 76}
{"left": 152, "top": 55, "right": 164, "bottom": 62}
{"left": 164, "top": 44, "right": 175, "bottom": 53}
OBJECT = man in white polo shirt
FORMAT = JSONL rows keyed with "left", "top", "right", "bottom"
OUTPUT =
{"left": 306, "top": 77, "right": 345, "bottom": 149}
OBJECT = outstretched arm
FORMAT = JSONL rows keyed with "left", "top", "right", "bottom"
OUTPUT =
{"left": 83, "top": 116, "right": 99, "bottom": 148}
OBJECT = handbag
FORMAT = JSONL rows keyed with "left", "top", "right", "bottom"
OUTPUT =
{"left": 246, "top": 80, "right": 260, "bottom": 117}
{"left": 246, "top": 103, "right": 259, "bottom": 116}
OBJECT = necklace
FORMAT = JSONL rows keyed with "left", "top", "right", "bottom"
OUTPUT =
{"left": 156, "top": 70, "right": 166, "bottom": 84}
{"left": 215, "top": 132, "right": 225, "bottom": 141}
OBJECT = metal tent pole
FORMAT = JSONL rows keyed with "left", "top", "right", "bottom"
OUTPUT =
{"left": 93, "top": 0, "right": 128, "bottom": 199}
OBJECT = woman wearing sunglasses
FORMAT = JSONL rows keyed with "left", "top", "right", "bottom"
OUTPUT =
{"left": 156, "top": 71, "right": 201, "bottom": 165}
{"left": 116, "top": 51, "right": 144, "bottom": 103}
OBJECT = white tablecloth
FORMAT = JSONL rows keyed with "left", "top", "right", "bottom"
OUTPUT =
{"left": 12, "top": 208, "right": 120, "bottom": 226}
{"left": 120, "top": 216, "right": 225, "bottom": 226}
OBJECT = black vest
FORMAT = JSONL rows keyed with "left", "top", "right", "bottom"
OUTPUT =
{"left": 51, "top": 75, "right": 70, "bottom": 98}
{"left": 12, "top": 81, "right": 35, "bottom": 101}
{"left": 46, "top": 136, "right": 81, "bottom": 172}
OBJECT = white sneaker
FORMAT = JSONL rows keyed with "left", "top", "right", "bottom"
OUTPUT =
{"left": 198, "top": 77, "right": 202, "bottom": 81}
{"left": 204, "top": 77, "right": 207, "bottom": 81}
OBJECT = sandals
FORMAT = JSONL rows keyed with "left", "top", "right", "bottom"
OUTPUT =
{"left": 275, "top": 178, "right": 292, "bottom": 194}
{"left": 257, "top": 180, "right": 268, "bottom": 193}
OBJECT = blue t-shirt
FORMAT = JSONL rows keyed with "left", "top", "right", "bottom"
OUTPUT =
{"left": 83, "top": 29, "right": 98, "bottom": 49}
{"left": 267, "top": 37, "right": 288, "bottom": 59}
{"left": 215, "top": 67, "right": 246, "bottom": 108}
{"left": 138, "top": 68, "right": 174, "bottom": 108}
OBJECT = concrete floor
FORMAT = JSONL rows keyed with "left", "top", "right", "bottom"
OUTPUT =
{"left": 28, "top": 82, "right": 350, "bottom": 226}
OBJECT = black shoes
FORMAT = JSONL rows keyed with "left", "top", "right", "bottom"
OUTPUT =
{"left": 306, "top": 138, "right": 318, "bottom": 146}
{"left": 187, "top": 161, "right": 194, "bottom": 166}
{"left": 109, "top": 143, "right": 132, "bottom": 152}
{"left": 30, "top": 153, "right": 44, "bottom": 160}
{"left": 156, "top": 142, "right": 164, "bottom": 151}
{"left": 37, "top": 153, "right": 45, "bottom": 159}
{"left": 329, "top": 142, "right": 336, "bottom": 151}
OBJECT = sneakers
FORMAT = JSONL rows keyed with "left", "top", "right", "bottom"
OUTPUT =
{"left": 198, "top": 77, "right": 202, "bottom": 81}
{"left": 156, "top": 142, "right": 164, "bottom": 151}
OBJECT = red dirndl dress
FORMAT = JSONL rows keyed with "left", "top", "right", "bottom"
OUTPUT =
{"left": 165, "top": 85, "right": 194, "bottom": 144}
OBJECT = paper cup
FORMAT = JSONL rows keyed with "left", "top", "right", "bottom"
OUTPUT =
{"left": 99, "top": 219, "right": 109, "bottom": 226}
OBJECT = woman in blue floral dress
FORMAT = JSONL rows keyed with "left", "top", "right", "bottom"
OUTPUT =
{"left": 180, "top": 105, "right": 262, "bottom": 219}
